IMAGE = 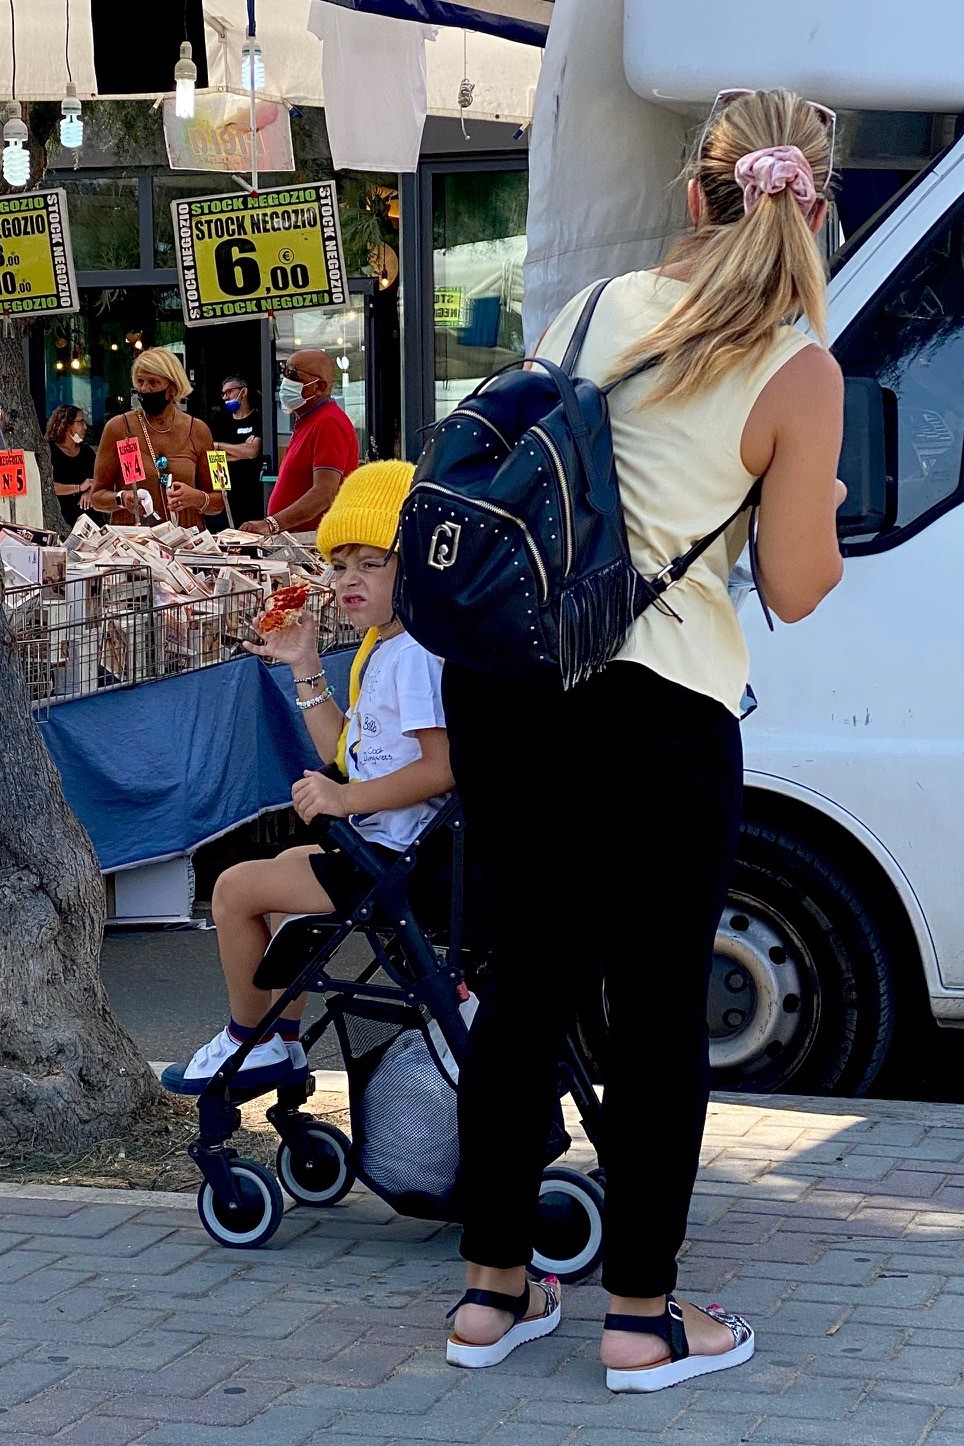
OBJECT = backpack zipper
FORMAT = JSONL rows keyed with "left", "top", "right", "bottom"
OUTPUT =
{"left": 530, "top": 426, "right": 575, "bottom": 577}
{"left": 411, "top": 481, "right": 549, "bottom": 602}
{"left": 450, "top": 405, "right": 511, "bottom": 453}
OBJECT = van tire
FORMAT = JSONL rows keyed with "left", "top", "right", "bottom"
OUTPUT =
{"left": 709, "top": 820, "right": 895, "bottom": 1095}
{"left": 573, "top": 819, "right": 896, "bottom": 1098}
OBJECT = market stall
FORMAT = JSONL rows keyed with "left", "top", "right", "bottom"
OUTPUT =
{"left": 3, "top": 516, "right": 356, "bottom": 920}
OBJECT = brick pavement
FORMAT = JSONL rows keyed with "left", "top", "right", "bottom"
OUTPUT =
{"left": 0, "top": 1089, "right": 963, "bottom": 1445}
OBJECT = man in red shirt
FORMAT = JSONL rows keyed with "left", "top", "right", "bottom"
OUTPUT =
{"left": 241, "top": 349, "right": 359, "bottom": 536}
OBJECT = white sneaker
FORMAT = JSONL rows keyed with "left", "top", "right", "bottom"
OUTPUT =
{"left": 286, "top": 1040, "right": 309, "bottom": 1076}
{"left": 161, "top": 1028, "right": 293, "bottom": 1095}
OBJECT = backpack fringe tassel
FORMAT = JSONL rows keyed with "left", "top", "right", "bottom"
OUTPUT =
{"left": 558, "top": 560, "right": 642, "bottom": 690}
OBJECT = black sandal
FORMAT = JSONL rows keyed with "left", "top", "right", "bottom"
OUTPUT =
{"left": 446, "top": 1275, "right": 561, "bottom": 1368}
{"left": 605, "top": 1292, "right": 754, "bottom": 1393}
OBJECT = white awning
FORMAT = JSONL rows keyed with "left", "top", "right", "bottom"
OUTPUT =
{"left": 0, "top": 0, "right": 542, "bottom": 125}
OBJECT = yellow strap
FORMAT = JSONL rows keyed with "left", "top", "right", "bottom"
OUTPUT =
{"left": 334, "top": 627, "right": 379, "bottom": 778}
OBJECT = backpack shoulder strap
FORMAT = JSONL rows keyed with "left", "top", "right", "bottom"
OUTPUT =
{"left": 559, "top": 279, "right": 611, "bottom": 376}
{"left": 657, "top": 479, "right": 763, "bottom": 592}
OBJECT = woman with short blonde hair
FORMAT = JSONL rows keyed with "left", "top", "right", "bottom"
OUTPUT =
{"left": 89, "top": 348, "right": 221, "bottom": 528}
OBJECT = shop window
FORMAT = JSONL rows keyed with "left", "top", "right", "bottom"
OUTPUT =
{"left": 43, "top": 288, "right": 185, "bottom": 438}
{"left": 431, "top": 168, "right": 527, "bottom": 420}
{"left": 60, "top": 178, "right": 140, "bottom": 272}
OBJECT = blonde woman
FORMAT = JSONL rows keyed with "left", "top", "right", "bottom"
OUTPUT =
{"left": 90, "top": 349, "right": 222, "bottom": 531}
{"left": 442, "top": 91, "right": 845, "bottom": 1392}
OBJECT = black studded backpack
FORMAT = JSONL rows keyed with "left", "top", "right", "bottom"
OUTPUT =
{"left": 394, "top": 280, "right": 759, "bottom": 687}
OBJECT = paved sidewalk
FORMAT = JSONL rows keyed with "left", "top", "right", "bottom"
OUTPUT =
{"left": 0, "top": 1090, "right": 963, "bottom": 1446}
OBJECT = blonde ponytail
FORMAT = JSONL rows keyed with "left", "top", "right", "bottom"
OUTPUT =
{"left": 608, "top": 90, "right": 833, "bottom": 404}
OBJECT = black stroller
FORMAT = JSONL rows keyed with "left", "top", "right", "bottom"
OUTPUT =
{"left": 187, "top": 794, "right": 608, "bottom": 1282}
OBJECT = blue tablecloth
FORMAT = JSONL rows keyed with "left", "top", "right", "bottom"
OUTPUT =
{"left": 35, "top": 652, "right": 352, "bottom": 873}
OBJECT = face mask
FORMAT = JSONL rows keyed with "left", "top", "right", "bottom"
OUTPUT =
{"left": 70, "top": 431, "right": 84, "bottom": 444}
{"left": 136, "top": 389, "right": 170, "bottom": 417}
{"left": 278, "top": 377, "right": 309, "bottom": 414}
{"left": 224, "top": 397, "right": 242, "bottom": 414}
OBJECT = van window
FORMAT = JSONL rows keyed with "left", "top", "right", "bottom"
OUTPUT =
{"left": 834, "top": 210, "right": 964, "bottom": 544}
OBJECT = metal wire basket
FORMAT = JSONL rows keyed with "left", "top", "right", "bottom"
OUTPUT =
{"left": 4, "top": 568, "right": 359, "bottom": 709}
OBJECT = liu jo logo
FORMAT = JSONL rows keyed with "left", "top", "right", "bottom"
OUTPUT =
{"left": 428, "top": 521, "right": 461, "bottom": 570}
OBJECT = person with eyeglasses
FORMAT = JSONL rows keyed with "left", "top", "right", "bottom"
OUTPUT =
{"left": 241, "top": 349, "right": 358, "bottom": 538}
{"left": 442, "top": 90, "right": 845, "bottom": 1393}
{"left": 210, "top": 375, "right": 264, "bottom": 528}
{"left": 44, "top": 405, "right": 97, "bottom": 529}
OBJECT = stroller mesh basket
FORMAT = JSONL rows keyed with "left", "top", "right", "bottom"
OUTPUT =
{"left": 327, "top": 994, "right": 461, "bottom": 1222}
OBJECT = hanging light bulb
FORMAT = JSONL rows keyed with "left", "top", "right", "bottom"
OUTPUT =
{"left": 174, "top": 41, "right": 197, "bottom": 119}
{"left": 2, "top": 103, "right": 30, "bottom": 188}
{"left": 60, "top": 83, "right": 83, "bottom": 149}
{"left": 240, "top": 33, "right": 264, "bottom": 91}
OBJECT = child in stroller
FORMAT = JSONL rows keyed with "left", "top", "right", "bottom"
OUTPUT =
{"left": 166, "top": 458, "right": 607, "bottom": 1297}
{"left": 162, "top": 460, "right": 454, "bottom": 1096}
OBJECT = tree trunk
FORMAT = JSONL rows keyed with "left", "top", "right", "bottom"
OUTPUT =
{"left": 0, "top": 325, "right": 67, "bottom": 535}
{"left": 0, "top": 329, "right": 160, "bottom": 1155}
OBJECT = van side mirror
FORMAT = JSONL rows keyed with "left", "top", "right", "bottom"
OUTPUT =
{"left": 836, "top": 376, "right": 898, "bottom": 539}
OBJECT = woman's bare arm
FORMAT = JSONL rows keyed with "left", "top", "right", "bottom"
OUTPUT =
{"left": 744, "top": 345, "right": 845, "bottom": 624}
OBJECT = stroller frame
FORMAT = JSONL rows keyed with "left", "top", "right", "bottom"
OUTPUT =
{"left": 188, "top": 795, "right": 607, "bottom": 1277}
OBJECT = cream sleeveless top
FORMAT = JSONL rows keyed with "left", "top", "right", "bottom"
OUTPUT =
{"left": 538, "top": 271, "right": 814, "bottom": 717}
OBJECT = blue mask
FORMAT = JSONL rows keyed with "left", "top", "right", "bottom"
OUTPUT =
{"left": 224, "top": 398, "right": 241, "bottom": 414}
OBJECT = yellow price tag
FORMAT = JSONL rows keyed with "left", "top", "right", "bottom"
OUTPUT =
{"left": 207, "top": 450, "right": 231, "bottom": 492}
{"left": 0, "top": 190, "right": 78, "bottom": 318}
{"left": 172, "top": 182, "right": 348, "bottom": 327}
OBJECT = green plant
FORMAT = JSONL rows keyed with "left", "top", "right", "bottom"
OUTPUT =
{"left": 337, "top": 174, "right": 398, "bottom": 276}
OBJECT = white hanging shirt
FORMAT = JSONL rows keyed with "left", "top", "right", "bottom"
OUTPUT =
{"left": 308, "top": 2, "right": 435, "bottom": 173}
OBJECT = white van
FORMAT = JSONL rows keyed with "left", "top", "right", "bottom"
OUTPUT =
{"left": 530, "top": 0, "right": 964, "bottom": 1095}
{"left": 724, "top": 142, "right": 964, "bottom": 1095}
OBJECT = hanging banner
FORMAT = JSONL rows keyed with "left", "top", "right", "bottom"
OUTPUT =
{"left": 162, "top": 93, "right": 295, "bottom": 174}
{"left": 171, "top": 183, "right": 348, "bottom": 327}
{"left": 0, "top": 191, "right": 78, "bottom": 318}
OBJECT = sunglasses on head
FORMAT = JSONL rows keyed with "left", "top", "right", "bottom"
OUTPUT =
{"left": 699, "top": 87, "right": 836, "bottom": 173}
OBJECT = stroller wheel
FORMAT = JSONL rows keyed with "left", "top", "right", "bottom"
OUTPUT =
{"left": 197, "top": 1158, "right": 285, "bottom": 1249}
{"left": 531, "top": 1166, "right": 605, "bottom": 1283}
{"left": 276, "top": 1122, "right": 355, "bottom": 1207}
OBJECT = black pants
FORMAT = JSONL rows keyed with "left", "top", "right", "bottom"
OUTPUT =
{"left": 442, "top": 660, "right": 743, "bottom": 1297}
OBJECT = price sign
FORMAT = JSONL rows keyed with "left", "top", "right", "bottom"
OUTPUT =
{"left": 434, "top": 287, "right": 465, "bottom": 328}
{"left": 207, "top": 450, "right": 231, "bottom": 491}
{"left": 0, "top": 448, "right": 27, "bottom": 497}
{"left": 0, "top": 191, "right": 78, "bottom": 318}
{"left": 116, "top": 437, "right": 146, "bottom": 485}
{"left": 171, "top": 182, "right": 348, "bottom": 327}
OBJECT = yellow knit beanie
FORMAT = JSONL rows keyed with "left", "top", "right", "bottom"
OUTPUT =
{"left": 316, "top": 459, "right": 415, "bottom": 561}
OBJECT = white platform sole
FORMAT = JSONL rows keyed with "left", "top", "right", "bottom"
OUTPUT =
{"left": 446, "top": 1302, "right": 562, "bottom": 1368}
{"left": 606, "top": 1330, "right": 755, "bottom": 1393}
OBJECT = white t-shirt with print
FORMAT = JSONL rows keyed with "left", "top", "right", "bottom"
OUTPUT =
{"left": 344, "top": 632, "right": 447, "bottom": 851}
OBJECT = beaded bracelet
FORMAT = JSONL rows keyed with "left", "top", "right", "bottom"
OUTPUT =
{"left": 296, "top": 687, "right": 334, "bottom": 710}
{"left": 294, "top": 671, "right": 325, "bottom": 686}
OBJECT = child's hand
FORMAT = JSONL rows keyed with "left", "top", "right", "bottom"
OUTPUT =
{"left": 244, "top": 612, "right": 318, "bottom": 670}
{"left": 292, "top": 770, "right": 350, "bottom": 824}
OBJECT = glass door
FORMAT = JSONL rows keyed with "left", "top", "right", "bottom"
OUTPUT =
{"left": 429, "top": 165, "right": 528, "bottom": 420}
{"left": 273, "top": 288, "right": 375, "bottom": 463}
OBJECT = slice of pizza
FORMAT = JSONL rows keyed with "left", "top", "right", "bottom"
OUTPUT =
{"left": 254, "top": 582, "right": 311, "bottom": 634}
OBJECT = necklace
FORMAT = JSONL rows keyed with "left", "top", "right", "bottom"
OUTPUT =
{"left": 145, "top": 409, "right": 176, "bottom": 435}
{"left": 378, "top": 619, "right": 405, "bottom": 642}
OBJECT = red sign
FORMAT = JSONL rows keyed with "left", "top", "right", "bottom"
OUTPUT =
{"left": 0, "top": 449, "right": 27, "bottom": 497}
{"left": 116, "top": 437, "right": 146, "bottom": 486}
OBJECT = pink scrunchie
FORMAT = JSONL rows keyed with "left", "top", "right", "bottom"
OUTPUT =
{"left": 734, "top": 145, "right": 817, "bottom": 215}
